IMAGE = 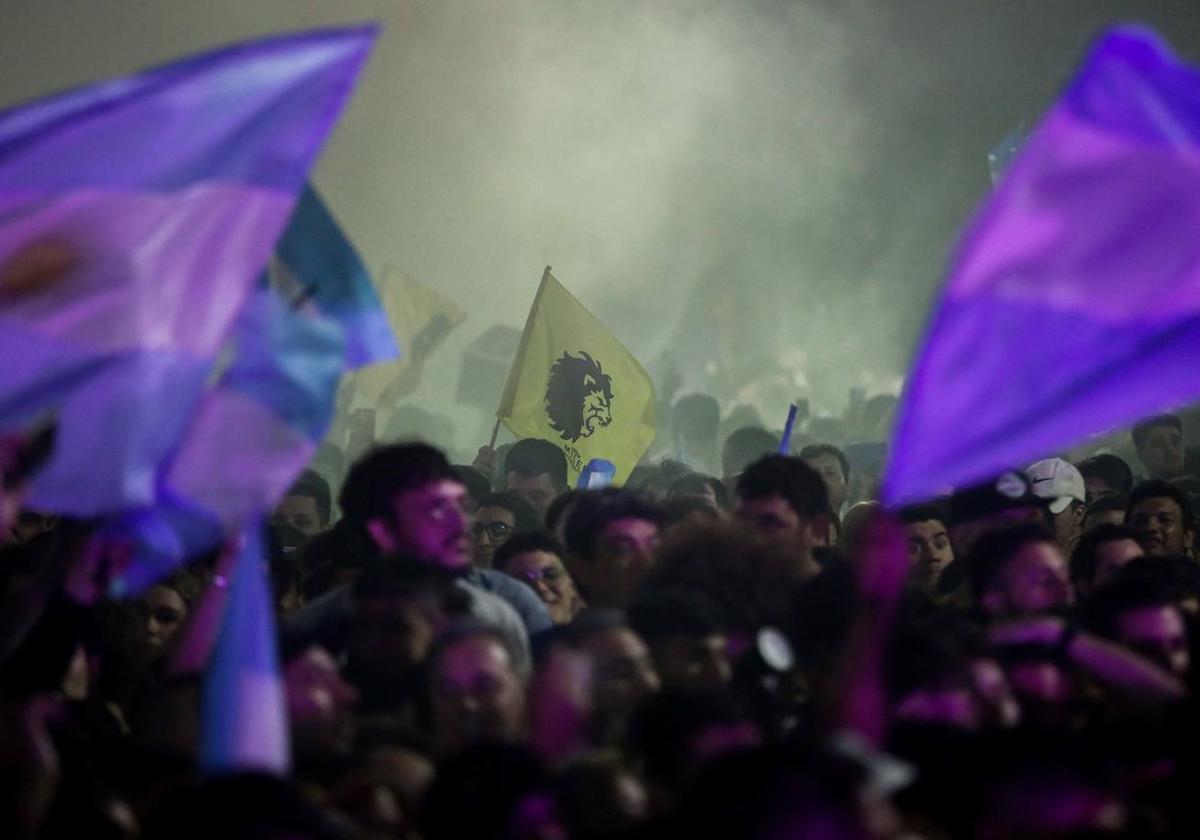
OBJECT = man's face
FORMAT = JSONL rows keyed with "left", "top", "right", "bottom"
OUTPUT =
{"left": 506, "top": 471, "right": 560, "bottom": 518}
{"left": 1115, "top": 604, "right": 1190, "bottom": 679}
{"left": 430, "top": 636, "right": 525, "bottom": 753}
{"left": 904, "top": 518, "right": 954, "bottom": 587}
{"left": 653, "top": 633, "right": 732, "bottom": 692}
{"left": 577, "top": 517, "right": 660, "bottom": 607}
{"left": 1091, "top": 538, "right": 1143, "bottom": 589}
{"left": 470, "top": 505, "right": 515, "bottom": 567}
{"left": 387, "top": 480, "right": 470, "bottom": 570}
{"left": 805, "top": 453, "right": 848, "bottom": 511}
{"left": 737, "top": 495, "right": 806, "bottom": 546}
{"left": 503, "top": 549, "right": 580, "bottom": 624}
{"left": 1051, "top": 504, "right": 1084, "bottom": 554}
{"left": 578, "top": 627, "right": 660, "bottom": 715}
{"left": 1128, "top": 496, "right": 1193, "bottom": 556}
{"left": 272, "top": 493, "right": 324, "bottom": 539}
{"left": 1139, "top": 425, "right": 1185, "bottom": 479}
{"left": 140, "top": 584, "right": 188, "bottom": 658}
{"left": 986, "top": 540, "right": 1073, "bottom": 617}
{"left": 8, "top": 511, "right": 55, "bottom": 545}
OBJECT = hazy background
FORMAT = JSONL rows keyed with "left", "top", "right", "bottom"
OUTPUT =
{"left": 4, "top": 0, "right": 1199, "bottom": 457}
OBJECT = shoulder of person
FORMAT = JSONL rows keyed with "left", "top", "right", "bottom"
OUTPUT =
{"left": 476, "top": 568, "right": 553, "bottom": 629}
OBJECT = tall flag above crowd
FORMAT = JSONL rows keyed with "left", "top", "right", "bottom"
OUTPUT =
{"left": 498, "top": 267, "right": 655, "bottom": 485}
{"left": 886, "top": 26, "right": 1200, "bottom": 505}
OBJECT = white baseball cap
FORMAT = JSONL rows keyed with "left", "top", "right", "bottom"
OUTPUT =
{"left": 1025, "top": 458, "right": 1086, "bottom": 514}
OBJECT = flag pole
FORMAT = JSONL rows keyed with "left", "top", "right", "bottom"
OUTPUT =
{"left": 489, "top": 417, "right": 501, "bottom": 449}
{"left": 778, "top": 403, "right": 798, "bottom": 454}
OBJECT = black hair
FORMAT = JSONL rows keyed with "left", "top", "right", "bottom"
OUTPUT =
{"left": 563, "top": 488, "right": 664, "bottom": 562}
{"left": 662, "top": 495, "right": 724, "bottom": 527}
{"left": 285, "top": 468, "right": 332, "bottom": 526}
{"left": 667, "top": 471, "right": 730, "bottom": 509}
{"left": 556, "top": 607, "right": 629, "bottom": 645}
{"left": 1113, "top": 553, "right": 1200, "bottom": 608}
{"left": 1132, "top": 414, "right": 1182, "bottom": 450}
{"left": 965, "top": 522, "right": 1058, "bottom": 602}
{"left": 299, "top": 517, "right": 375, "bottom": 579}
{"left": 338, "top": 442, "right": 458, "bottom": 525}
{"left": 1081, "top": 570, "right": 1179, "bottom": 640}
{"left": 1070, "top": 523, "right": 1142, "bottom": 586}
{"left": 1127, "top": 479, "right": 1195, "bottom": 531}
{"left": 736, "top": 454, "right": 831, "bottom": 521}
{"left": 452, "top": 464, "right": 493, "bottom": 503}
{"left": 898, "top": 501, "right": 950, "bottom": 528}
{"left": 1075, "top": 454, "right": 1134, "bottom": 496}
{"left": 504, "top": 438, "right": 568, "bottom": 489}
{"left": 722, "top": 426, "right": 779, "bottom": 477}
{"left": 476, "top": 490, "right": 540, "bottom": 533}
{"left": 426, "top": 618, "right": 522, "bottom": 677}
{"left": 493, "top": 530, "right": 566, "bottom": 573}
{"left": 544, "top": 488, "right": 581, "bottom": 533}
{"left": 627, "top": 588, "right": 727, "bottom": 645}
{"left": 1085, "top": 492, "right": 1129, "bottom": 519}
{"left": 351, "top": 555, "right": 469, "bottom": 613}
{"left": 672, "top": 393, "right": 721, "bottom": 441}
{"left": 799, "top": 443, "right": 850, "bottom": 482}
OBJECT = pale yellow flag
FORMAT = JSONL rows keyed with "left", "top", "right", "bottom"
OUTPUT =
{"left": 352, "top": 265, "right": 465, "bottom": 411}
{"left": 498, "top": 268, "right": 655, "bottom": 485}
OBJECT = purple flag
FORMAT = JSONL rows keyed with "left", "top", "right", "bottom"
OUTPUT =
{"left": 885, "top": 26, "right": 1200, "bottom": 505}
{"left": 0, "top": 26, "right": 376, "bottom": 514}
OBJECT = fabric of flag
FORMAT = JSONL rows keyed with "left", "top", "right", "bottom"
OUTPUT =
{"left": 112, "top": 198, "right": 398, "bottom": 595}
{"left": 0, "top": 25, "right": 376, "bottom": 515}
{"left": 200, "top": 525, "right": 290, "bottom": 775}
{"left": 498, "top": 268, "right": 655, "bottom": 485}
{"left": 271, "top": 184, "right": 398, "bottom": 369}
{"left": 885, "top": 26, "right": 1200, "bottom": 506}
{"left": 350, "top": 264, "right": 465, "bottom": 409}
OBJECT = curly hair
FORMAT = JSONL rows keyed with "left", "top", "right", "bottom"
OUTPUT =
{"left": 546, "top": 351, "right": 613, "bottom": 442}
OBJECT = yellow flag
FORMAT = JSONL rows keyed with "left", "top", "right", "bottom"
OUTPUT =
{"left": 352, "top": 265, "right": 465, "bottom": 410}
{"left": 498, "top": 268, "right": 656, "bottom": 485}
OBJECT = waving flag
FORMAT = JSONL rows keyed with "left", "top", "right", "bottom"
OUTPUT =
{"left": 886, "top": 27, "right": 1200, "bottom": 505}
{"left": 350, "top": 265, "right": 465, "bottom": 414}
{"left": 498, "top": 267, "right": 655, "bottom": 485}
{"left": 112, "top": 194, "right": 397, "bottom": 594}
{"left": 270, "top": 184, "right": 398, "bottom": 368}
{"left": 0, "top": 26, "right": 377, "bottom": 515}
{"left": 201, "top": 525, "right": 289, "bottom": 774}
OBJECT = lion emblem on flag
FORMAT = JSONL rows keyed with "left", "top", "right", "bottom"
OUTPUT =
{"left": 546, "top": 351, "right": 613, "bottom": 442}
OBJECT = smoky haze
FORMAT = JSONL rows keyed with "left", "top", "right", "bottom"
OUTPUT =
{"left": 3, "top": 0, "right": 1199, "bottom": 458}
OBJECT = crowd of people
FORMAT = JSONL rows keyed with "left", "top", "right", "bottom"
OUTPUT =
{"left": 4, "top": 392, "right": 1200, "bottom": 839}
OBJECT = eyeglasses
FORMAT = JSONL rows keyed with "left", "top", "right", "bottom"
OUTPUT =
{"left": 471, "top": 521, "right": 513, "bottom": 540}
